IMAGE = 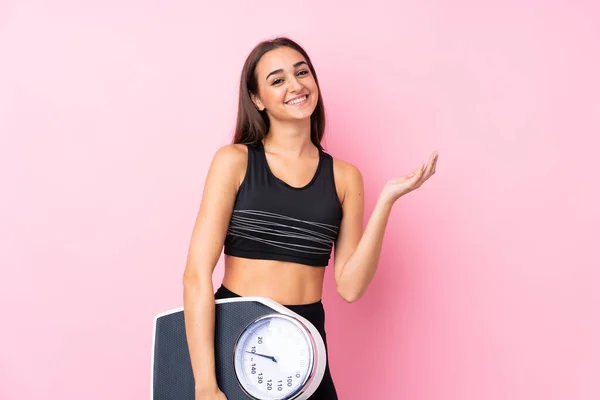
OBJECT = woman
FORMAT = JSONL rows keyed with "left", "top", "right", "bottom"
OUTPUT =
{"left": 183, "top": 37, "right": 438, "bottom": 400}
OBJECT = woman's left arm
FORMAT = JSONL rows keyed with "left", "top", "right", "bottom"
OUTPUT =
{"left": 333, "top": 150, "right": 439, "bottom": 303}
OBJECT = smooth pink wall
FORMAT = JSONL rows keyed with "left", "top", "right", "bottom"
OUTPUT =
{"left": 1, "top": 1, "right": 598, "bottom": 399}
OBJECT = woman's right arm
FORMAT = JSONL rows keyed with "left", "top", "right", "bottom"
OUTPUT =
{"left": 182, "top": 145, "right": 246, "bottom": 398}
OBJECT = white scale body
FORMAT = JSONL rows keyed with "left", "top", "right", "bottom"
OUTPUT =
{"left": 151, "top": 297, "right": 327, "bottom": 400}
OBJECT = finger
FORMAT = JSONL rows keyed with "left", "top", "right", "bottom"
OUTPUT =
{"left": 416, "top": 153, "right": 437, "bottom": 186}
{"left": 429, "top": 151, "right": 439, "bottom": 175}
{"left": 410, "top": 163, "right": 424, "bottom": 176}
{"left": 415, "top": 161, "right": 426, "bottom": 179}
{"left": 427, "top": 150, "right": 438, "bottom": 168}
{"left": 421, "top": 155, "right": 435, "bottom": 179}
{"left": 408, "top": 163, "right": 425, "bottom": 187}
{"left": 423, "top": 151, "right": 438, "bottom": 175}
{"left": 405, "top": 162, "right": 422, "bottom": 180}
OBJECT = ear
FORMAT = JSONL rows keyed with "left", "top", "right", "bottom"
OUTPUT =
{"left": 250, "top": 92, "right": 265, "bottom": 111}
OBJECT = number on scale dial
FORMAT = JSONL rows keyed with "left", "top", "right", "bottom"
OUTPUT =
{"left": 234, "top": 314, "right": 315, "bottom": 399}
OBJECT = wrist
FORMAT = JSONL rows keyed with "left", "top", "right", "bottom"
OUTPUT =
{"left": 376, "top": 195, "right": 395, "bottom": 211}
{"left": 195, "top": 375, "right": 218, "bottom": 391}
{"left": 195, "top": 383, "right": 219, "bottom": 394}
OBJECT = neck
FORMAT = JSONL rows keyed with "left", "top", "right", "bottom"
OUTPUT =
{"left": 263, "top": 118, "right": 314, "bottom": 157}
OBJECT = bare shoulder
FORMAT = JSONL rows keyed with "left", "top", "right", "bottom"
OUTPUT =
{"left": 332, "top": 156, "right": 362, "bottom": 179}
{"left": 332, "top": 156, "right": 364, "bottom": 204}
{"left": 213, "top": 143, "right": 247, "bottom": 166}
{"left": 210, "top": 143, "right": 248, "bottom": 187}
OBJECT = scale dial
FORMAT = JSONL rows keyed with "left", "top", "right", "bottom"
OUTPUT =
{"left": 233, "top": 314, "right": 317, "bottom": 400}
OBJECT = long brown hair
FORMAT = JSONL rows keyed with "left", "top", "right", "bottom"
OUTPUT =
{"left": 232, "top": 37, "right": 326, "bottom": 150}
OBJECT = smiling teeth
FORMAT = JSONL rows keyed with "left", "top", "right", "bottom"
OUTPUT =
{"left": 287, "top": 96, "right": 307, "bottom": 105}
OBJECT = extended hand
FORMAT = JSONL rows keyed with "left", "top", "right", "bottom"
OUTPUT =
{"left": 247, "top": 351, "right": 277, "bottom": 363}
{"left": 380, "top": 150, "right": 438, "bottom": 205}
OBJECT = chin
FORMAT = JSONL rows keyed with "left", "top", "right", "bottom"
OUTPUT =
{"left": 286, "top": 101, "right": 318, "bottom": 120}
{"left": 286, "top": 111, "right": 314, "bottom": 123}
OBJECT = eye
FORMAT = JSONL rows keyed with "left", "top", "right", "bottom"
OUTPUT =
{"left": 271, "top": 78, "right": 284, "bottom": 86}
{"left": 297, "top": 70, "right": 309, "bottom": 77}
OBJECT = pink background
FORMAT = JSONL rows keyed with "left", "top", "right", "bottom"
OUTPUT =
{"left": 1, "top": 0, "right": 599, "bottom": 399}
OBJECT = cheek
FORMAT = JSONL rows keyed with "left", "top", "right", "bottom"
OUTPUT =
{"left": 262, "top": 87, "right": 287, "bottom": 105}
{"left": 307, "top": 79, "right": 319, "bottom": 97}
{"left": 309, "top": 84, "right": 319, "bottom": 103}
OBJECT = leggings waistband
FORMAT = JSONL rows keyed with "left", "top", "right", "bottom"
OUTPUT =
{"left": 214, "top": 284, "right": 324, "bottom": 311}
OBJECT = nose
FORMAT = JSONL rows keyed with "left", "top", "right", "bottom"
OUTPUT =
{"left": 288, "top": 76, "right": 303, "bottom": 93}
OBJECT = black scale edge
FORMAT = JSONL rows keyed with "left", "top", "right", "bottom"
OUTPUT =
{"left": 153, "top": 301, "right": 277, "bottom": 400}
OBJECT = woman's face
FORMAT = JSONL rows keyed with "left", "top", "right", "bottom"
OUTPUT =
{"left": 251, "top": 46, "right": 319, "bottom": 123}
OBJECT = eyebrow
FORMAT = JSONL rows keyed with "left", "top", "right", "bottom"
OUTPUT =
{"left": 265, "top": 61, "right": 308, "bottom": 80}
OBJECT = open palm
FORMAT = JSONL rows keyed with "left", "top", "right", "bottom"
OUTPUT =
{"left": 380, "top": 150, "right": 439, "bottom": 204}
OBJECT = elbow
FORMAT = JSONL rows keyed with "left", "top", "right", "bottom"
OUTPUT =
{"left": 182, "top": 269, "right": 197, "bottom": 286}
{"left": 337, "top": 285, "right": 361, "bottom": 304}
{"left": 182, "top": 265, "right": 204, "bottom": 288}
{"left": 341, "top": 294, "right": 359, "bottom": 304}
{"left": 182, "top": 262, "right": 215, "bottom": 290}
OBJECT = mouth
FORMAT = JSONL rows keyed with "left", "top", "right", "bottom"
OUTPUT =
{"left": 285, "top": 94, "right": 309, "bottom": 106}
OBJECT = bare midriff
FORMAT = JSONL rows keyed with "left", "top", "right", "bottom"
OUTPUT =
{"left": 222, "top": 255, "right": 326, "bottom": 305}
